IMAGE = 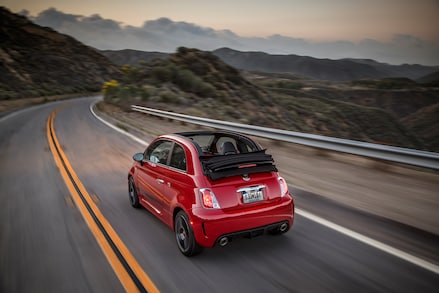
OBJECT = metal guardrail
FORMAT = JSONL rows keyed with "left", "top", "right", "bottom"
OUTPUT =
{"left": 131, "top": 105, "right": 439, "bottom": 170}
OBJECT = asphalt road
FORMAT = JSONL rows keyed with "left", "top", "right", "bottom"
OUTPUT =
{"left": 1, "top": 97, "right": 438, "bottom": 292}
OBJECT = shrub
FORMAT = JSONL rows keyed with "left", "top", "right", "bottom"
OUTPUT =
{"left": 120, "top": 65, "right": 142, "bottom": 83}
{"left": 0, "top": 90, "right": 18, "bottom": 100}
{"left": 140, "top": 85, "right": 152, "bottom": 101}
{"left": 351, "top": 78, "right": 417, "bottom": 89}
{"left": 159, "top": 90, "right": 179, "bottom": 104}
{"left": 152, "top": 65, "right": 173, "bottom": 82}
{"left": 189, "top": 60, "right": 209, "bottom": 76}
{"left": 102, "top": 80, "right": 120, "bottom": 100}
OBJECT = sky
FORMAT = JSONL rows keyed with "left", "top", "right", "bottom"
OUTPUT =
{"left": 2, "top": 0, "right": 439, "bottom": 65}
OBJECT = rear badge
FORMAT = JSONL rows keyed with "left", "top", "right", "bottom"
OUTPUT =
{"left": 242, "top": 174, "right": 250, "bottom": 181}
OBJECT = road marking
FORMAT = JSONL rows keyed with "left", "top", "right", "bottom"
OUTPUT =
{"left": 89, "top": 101, "right": 148, "bottom": 146}
{"left": 90, "top": 102, "right": 439, "bottom": 275}
{"left": 47, "top": 109, "right": 160, "bottom": 293}
{"left": 296, "top": 208, "right": 439, "bottom": 274}
{"left": 64, "top": 196, "right": 74, "bottom": 208}
{"left": 90, "top": 193, "right": 100, "bottom": 203}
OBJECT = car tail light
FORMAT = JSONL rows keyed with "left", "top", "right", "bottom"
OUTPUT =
{"left": 199, "top": 188, "right": 220, "bottom": 209}
{"left": 278, "top": 177, "right": 289, "bottom": 197}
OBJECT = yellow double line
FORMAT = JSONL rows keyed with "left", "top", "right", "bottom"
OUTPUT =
{"left": 47, "top": 108, "right": 159, "bottom": 293}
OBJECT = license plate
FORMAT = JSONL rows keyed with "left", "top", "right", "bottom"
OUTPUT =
{"left": 238, "top": 185, "right": 265, "bottom": 204}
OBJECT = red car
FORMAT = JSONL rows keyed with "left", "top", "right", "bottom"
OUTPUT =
{"left": 128, "top": 131, "right": 294, "bottom": 256}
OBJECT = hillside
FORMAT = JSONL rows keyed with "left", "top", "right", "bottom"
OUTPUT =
{"left": 103, "top": 47, "right": 425, "bottom": 150}
{"left": 101, "top": 49, "right": 169, "bottom": 66}
{"left": 401, "top": 103, "right": 439, "bottom": 151}
{"left": 0, "top": 7, "right": 120, "bottom": 99}
{"left": 297, "top": 86, "right": 439, "bottom": 118}
{"left": 249, "top": 71, "right": 438, "bottom": 151}
{"left": 417, "top": 71, "right": 439, "bottom": 85}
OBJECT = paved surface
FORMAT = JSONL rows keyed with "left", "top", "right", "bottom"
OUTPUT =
{"left": 1, "top": 97, "right": 437, "bottom": 292}
{"left": 0, "top": 100, "right": 123, "bottom": 292}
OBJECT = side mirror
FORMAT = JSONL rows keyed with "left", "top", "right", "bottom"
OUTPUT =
{"left": 133, "top": 153, "right": 144, "bottom": 163}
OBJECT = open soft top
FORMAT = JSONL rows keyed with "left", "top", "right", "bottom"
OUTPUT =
{"left": 200, "top": 150, "right": 278, "bottom": 181}
{"left": 176, "top": 131, "right": 278, "bottom": 180}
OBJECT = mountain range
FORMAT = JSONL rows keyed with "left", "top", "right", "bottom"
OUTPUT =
{"left": 101, "top": 48, "right": 439, "bottom": 82}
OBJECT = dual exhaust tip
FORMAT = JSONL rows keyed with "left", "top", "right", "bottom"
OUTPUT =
{"left": 218, "top": 222, "right": 289, "bottom": 247}
{"left": 219, "top": 236, "right": 229, "bottom": 247}
{"left": 279, "top": 222, "right": 289, "bottom": 232}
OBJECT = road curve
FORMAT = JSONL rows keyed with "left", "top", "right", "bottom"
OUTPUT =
{"left": 0, "top": 99, "right": 123, "bottom": 292}
{"left": 1, "top": 97, "right": 438, "bottom": 292}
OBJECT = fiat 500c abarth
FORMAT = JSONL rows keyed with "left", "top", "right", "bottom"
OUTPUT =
{"left": 128, "top": 131, "right": 294, "bottom": 256}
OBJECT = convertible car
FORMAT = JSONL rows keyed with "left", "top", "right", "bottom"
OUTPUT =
{"left": 128, "top": 130, "right": 294, "bottom": 256}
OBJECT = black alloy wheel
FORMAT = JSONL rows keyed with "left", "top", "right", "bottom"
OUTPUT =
{"left": 174, "top": 211, "right": 202, "bottom": 256}
{"left": 128, "top": 177, "right": 140, "bottom": 208}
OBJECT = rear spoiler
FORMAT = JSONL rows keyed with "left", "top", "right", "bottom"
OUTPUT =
{"left": 200, "top": 150, "right": 278, "bottom": 181}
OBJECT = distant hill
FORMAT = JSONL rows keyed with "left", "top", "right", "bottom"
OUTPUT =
{"left": 100, "top": 47, "right": 439, "bottom": 82}
{"left": 0, "top": 7, "right": 120, "bottom": 99}
{"left": 212, "top": 48, "right": 439, "bottom": 81}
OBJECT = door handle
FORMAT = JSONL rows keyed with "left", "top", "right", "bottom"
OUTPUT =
{"left": 156, "top": 179, "right": 165, "bottom": 184}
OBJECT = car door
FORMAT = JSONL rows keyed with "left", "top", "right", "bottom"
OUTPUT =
{"left": 135, "top": 139, "right": 173, "bottom": 216}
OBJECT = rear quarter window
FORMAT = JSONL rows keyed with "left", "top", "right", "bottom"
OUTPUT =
{"left": 169, "top": 143, "right": 187, "bottom": 171}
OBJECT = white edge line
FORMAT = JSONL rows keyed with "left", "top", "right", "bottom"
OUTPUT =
{"left": 296, "top": 208, "right": 439, "bottom": 274}
{"left": 89, "top": 102, "right": 148, "bottom": 146}
{"left": 0, "top": 99, "right": 65, "bottom": 123}
{"left": 90, "top": 101, "right": 439, "bottom": 275}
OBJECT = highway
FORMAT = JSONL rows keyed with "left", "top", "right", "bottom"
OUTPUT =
{"left": 1, "top": 96, "right": 438, "bottom": 292}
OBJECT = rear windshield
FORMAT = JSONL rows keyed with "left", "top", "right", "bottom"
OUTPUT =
{"left": 181, "top": 132, "right": 259, "bottom": 155}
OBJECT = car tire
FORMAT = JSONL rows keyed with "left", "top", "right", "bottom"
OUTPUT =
{"left": 128, "top": 177, "right": 140, "bottom": 208}
{"left": 174, "top": 211, "right": 202, "bottom": 256}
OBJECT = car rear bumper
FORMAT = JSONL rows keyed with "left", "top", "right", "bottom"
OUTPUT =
{"left": 190, "top": 195, "right": 294, "bottom": 247}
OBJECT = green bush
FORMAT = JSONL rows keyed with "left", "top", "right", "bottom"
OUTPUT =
{"left": 140, "top": 85, "right": 152, "bottom": 101}
{"left": 189, "top": 60, "right": 210, "bottom": 76}
{"left": 151, "top": 64, "right": 175, "bottom": 82}
{"left": 158, "top": 90, "right": 179, "bottom": 104}
{"left": 102, "top": 80, "right": 120, "bottom": 100}
{"left": 0, "top": 90, "right": 18, "bottom": 100}
{"left": 351, "top": 78, "right": 417, "bottom": 89}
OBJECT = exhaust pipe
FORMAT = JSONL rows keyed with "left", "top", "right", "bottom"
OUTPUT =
{"left": 219, "top": 237, "right": 229, "bottom": 247}
{"left": 279, "top": 223, "right": 289, "bottom": 232}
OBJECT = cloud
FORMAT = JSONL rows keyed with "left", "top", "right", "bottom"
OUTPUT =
{"left": 17, "top": 9, "right": 30, "bottom": 17}
{"left": 29, "top": 8, "right": 439, "bottom": 66}
{"left": 34, "top": 7, "right": 81, "bottom": 28}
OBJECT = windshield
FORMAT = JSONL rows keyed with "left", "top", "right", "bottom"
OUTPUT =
{"left": 179, "top": 132, "right": 260, "bottom": 156}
